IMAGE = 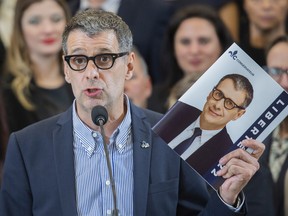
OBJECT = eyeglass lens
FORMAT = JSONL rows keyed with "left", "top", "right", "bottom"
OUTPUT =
{"left": 212, "top": 88, "right": 240, "bottom": 110}
{"left": 65, "top": 52, "right": 128, "bottom": 71}
{"left": 263, "top": 66, "right": 288, "bottom": 76}
{"left": 69, "top": 54, "right": 113, "bottom": 70}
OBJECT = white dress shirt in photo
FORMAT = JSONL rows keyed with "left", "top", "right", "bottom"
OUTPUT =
{"left": 168, "top": 117, "right": 222, "bottom": 160}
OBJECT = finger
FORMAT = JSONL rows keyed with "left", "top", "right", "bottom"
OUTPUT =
{"left": 219, "top": 148, "right": 254, "bottom": 166}
{"left": 219, "top": 139, "right": 265, "bottom": 165}
{"left": 218, "top": 158, "right": 259, "bottom": 179}
{"left": 241, "top": 139, "right": 265, "bottom": 159}
{"left": 217, "top": 156, "right": 259, "bottom": 178}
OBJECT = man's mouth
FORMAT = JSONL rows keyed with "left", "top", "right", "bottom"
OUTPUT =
{"left": 85, "top": 88, "right": 102, "bottom": 97}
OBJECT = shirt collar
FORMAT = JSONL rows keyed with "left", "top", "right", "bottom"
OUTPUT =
{"left": 193, "top": 117, "right": 223, "bottom": 144}
{"left": 196, "top": 117, "right": 223, "bottom": 144}
{"left": 72, "top": 96, "right": 132, "bottom": 156}
{"left": 109, "top": 95, "right": 132, "bottom": 153}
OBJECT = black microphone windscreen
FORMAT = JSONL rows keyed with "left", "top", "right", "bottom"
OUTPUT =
{"left": 91, "top": 105, "right": 108, "bottom": 126}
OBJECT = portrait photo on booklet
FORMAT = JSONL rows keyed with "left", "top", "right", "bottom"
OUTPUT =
{"left": 153, "top": 42, "right": 288, "bottom": 190}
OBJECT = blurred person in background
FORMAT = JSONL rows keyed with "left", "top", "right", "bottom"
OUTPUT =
{"left": 172, "top": 0, "right": 240, "bottom": 41}
{"left": 2, "top": 0, "right": 74, "bottom": 133}
{"left": 166, "top": 73, "right": 198, "bottom": 109}
{"left": 239, "top": 0, "right": 288, "bottom": 67}
{"left": 0, "top": 0, "right": 16, "bottom": 49}
{"left": 148, "top": 5, "right": 234, "bottom": 114}
{"left": 124, "top": 46, "right": 152, "bottom": 109}
{"left": 262, "top": 35, "right": 288, "bottom": 216}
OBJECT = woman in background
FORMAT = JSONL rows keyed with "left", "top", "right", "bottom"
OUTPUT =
{"left": 148, "top": 5, "right": 233, "bottom": 113}
{"left": 239, "top": 0, "right": 287, "bottom": 66}
{"left": 3, "top": 0, "right": 74, "bottom": 132}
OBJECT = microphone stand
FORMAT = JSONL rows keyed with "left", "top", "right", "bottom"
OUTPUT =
{"left": 98, "top": 119, "right": 119, "bottom": 216}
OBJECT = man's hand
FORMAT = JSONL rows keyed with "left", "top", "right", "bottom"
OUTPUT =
{"left": 216, "top": 139, "right": 265, "bottom": 205}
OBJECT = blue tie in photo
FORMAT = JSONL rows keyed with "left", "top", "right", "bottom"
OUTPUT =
{"left": 174, "top": 128, "right": 202, "bottom": 155}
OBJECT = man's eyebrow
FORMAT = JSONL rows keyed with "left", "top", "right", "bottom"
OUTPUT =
{"left": 69, "top": 47, "right": 114, "bottom": 55}
{"left": 217, "top": 88, "right": 238, "bottom": 102}
{"left": 69, "top": 47, "right": 85, "bottom": 54}
{"left": 98, "top": 48, "right": 113, "bottom": 53}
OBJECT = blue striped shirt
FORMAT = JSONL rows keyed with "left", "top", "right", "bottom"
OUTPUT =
{"left": 72, "top": 98, "right": 133, "bottom": 215}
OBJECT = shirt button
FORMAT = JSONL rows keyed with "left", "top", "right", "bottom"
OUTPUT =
{"left": 92, "top": 132, "right": 97, "bottom": 137}
{"left": 107, "top": 209, "right": 111, "bottom": 215}
{"left": 106, "top": 180, "right": 110, "bottom": 186}
{"left": 118, "top": 144, "right": 123, "bottom": 148}
{"left": 87, "top": 146, "right": 92, "bottom": 151}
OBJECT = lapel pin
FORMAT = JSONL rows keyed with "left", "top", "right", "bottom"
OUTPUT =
{"left": 140, "top": 141, "right": 150, "bottom": 149}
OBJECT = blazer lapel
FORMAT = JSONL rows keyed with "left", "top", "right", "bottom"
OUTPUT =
{"left": 52, "top": 107, "right": 78, "bottom": 215}
{"left": 131, "top": 105, "right": 153, "bottom": 216}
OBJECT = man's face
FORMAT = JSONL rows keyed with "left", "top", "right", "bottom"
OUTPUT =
{"left": 200, "top": 79, "right": 246, "bottom": 130}
{"left": 63, "top": 30, "right": 133, "bottom": 122}
{"left": 266, "top": 42, "right": 288, "bottom": 92}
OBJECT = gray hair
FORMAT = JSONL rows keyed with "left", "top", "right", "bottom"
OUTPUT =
{"left": 62, "top": 9, "right": 133, "bottom": 54}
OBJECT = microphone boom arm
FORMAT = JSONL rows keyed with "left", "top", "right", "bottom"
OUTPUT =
{"left": 91, "top": 105, "right": 118, "bottom": 216}
{"left": 99, "top": 121, "right": 119, "bottom": 216}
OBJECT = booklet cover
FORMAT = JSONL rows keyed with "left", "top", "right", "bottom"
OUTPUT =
{"left": 152, "top": 42, "right": 288, "bottom": 190}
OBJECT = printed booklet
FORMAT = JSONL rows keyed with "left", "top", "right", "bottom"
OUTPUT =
{"left": 152, "top": 42, "right": 288, "bottom": 190}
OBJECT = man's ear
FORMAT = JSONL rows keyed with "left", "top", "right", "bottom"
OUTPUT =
{"left": 125, "top": 52, "right": 135, "bottom": 80}
{"left": 62, "top": 56, "right": 71, "bottom": 83}
{"left": 232, "top": 109, "right": 246, "bottom": 121}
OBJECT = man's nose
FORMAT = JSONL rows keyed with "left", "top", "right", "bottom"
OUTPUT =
{"left": 84, "top": 60, "right": 100, "bottom": 79}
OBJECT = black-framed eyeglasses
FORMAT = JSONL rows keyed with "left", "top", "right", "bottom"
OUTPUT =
{"left": 211, "top": 87, "right": 245, "bottom": 110}
{"left": 64, "top": 52, "right": 129, "bottom": 71}
{"left": 263, "top": 66, "right": 288, "bottom": 77}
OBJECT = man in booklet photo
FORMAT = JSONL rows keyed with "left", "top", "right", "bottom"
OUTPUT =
{"left": 154, "top": 73, "right": 254, "bottom": 176}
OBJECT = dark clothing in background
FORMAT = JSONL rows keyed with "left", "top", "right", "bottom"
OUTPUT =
{"left": 3, "top": 78, "right": 74, "bottom": 133}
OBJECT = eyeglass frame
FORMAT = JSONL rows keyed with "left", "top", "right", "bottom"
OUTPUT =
{"left": 262, "top": 66, "right": 288, "bottom": 77}
{"left": 211, "top": 87, "right": 246, "bottom": 110}
{"left": 64, "top": 52, "right": 129, "bottom": 71}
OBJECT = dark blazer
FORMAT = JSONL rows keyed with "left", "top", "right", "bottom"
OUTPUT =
{"left": 154, "top": 101, "right": 233, "bottom": 176}
{"left": 0, "top": 102, "right": 246, "bottom": 215}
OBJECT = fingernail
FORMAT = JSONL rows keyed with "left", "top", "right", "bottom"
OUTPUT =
{"left": 219, "top": 158, "right": 224, "bottom": 164}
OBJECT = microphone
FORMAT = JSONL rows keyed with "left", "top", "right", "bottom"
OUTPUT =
{"left": 91, "top": 105, "right": 108, "bottom": 126}
{"left": 91, "top": 106, "right": 119, "bottom": 216}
